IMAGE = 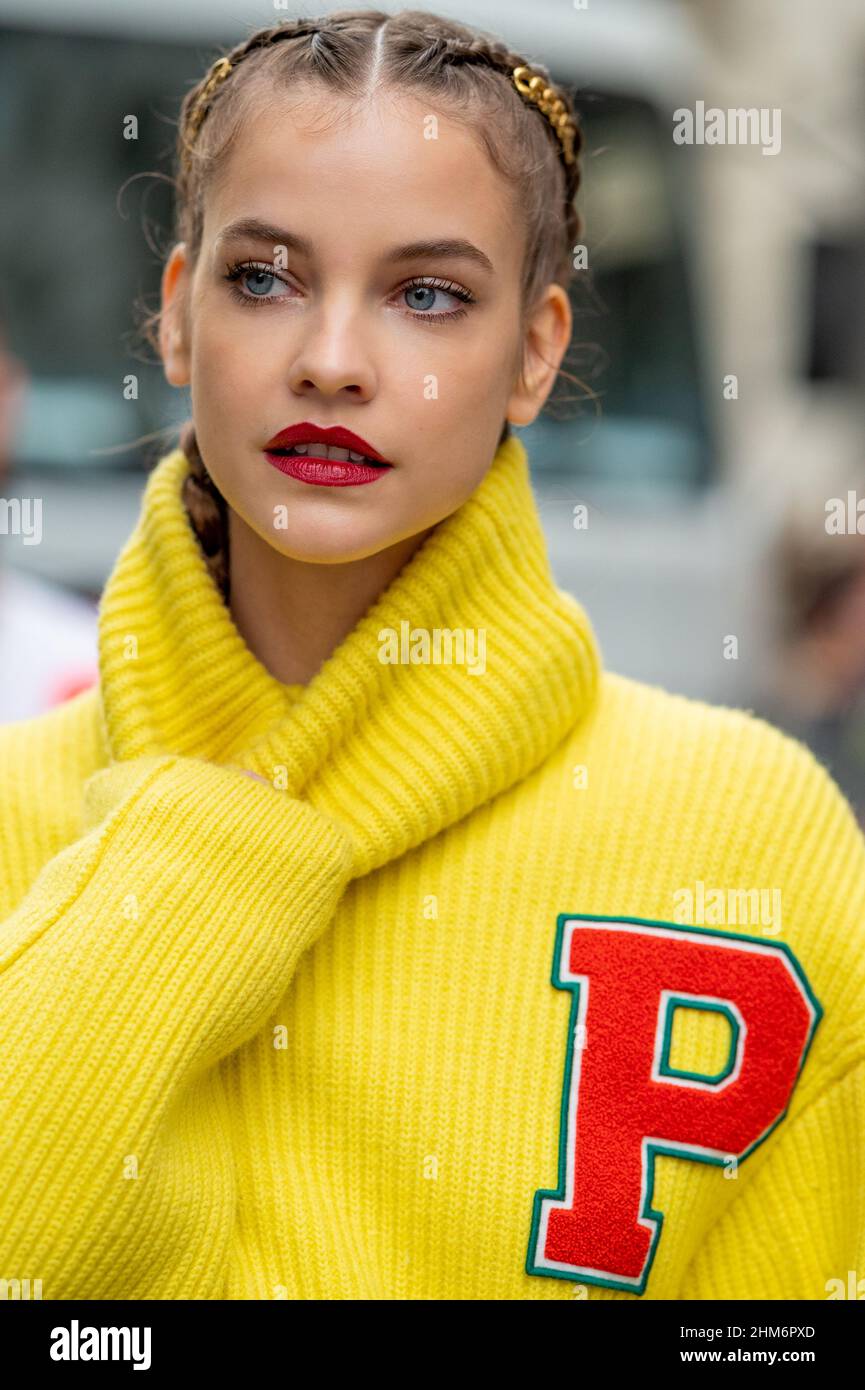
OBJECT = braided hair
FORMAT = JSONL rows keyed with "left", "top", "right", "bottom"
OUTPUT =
{"left": 144, "top": 10, "right": 587, "bottom": 600}
{"left": 179, "top": 419, "right": 230, "bottom": 599}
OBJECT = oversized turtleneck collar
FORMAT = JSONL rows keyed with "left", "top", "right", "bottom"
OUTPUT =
{"left": 97, "top": 433, "right": 602, "bottom": 877}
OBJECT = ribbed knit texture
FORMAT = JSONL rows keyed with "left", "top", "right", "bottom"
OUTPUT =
{"left": 0, "top": 432, "right": 863, "bottom": 1300}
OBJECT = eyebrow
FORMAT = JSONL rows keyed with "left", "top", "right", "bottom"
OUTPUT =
{"left": 214, "top": 218, "right": 495, "bottom": 274}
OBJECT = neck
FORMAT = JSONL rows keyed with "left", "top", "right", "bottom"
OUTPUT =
{"left": 226, "top": 505, "right": 436, "bottom": 687}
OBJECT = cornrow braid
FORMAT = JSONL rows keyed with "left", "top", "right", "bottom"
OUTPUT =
{"left": 179, "top": 18, "right": 327, "bottom": 163}
{"left": 403, "top": 29, "right": 584, "bottom": 250}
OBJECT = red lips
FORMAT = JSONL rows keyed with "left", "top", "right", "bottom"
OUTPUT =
{"left": 263, "top": 422, "right": 390, "bottom": 465}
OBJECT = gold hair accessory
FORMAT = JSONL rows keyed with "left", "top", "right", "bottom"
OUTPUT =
{"left": 187, "top": 56, "right": 233, "bottom": 141}
{"left": 512, "top": 65, "right": 577, "bottom": 167}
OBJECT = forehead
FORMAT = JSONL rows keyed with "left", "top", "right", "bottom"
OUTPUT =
{"left": 203, "top": 86, "right": 521, "bottom": 271}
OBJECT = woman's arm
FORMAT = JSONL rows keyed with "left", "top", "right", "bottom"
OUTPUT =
{"left": 0, "top": 753, "right": 353, "bottom": 1299}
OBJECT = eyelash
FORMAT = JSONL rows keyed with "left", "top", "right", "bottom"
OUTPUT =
{"left": 222, "top": 260, "right": 476, "bottom": 324}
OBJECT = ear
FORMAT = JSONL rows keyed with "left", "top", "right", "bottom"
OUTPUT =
{"left": 505, "top": 284, "right": 572, "bottom": 428}
{"left": 159, "top": 243, "right": 192, "bottom": 388}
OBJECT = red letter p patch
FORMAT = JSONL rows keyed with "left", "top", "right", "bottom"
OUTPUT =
{"left": 526, "top": 914, "right": 821, "bottom": 1295}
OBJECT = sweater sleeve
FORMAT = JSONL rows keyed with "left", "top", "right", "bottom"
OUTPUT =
{"left": 0, "top": 753, "right": 354, "bottom": 1300}
{"left": 675, "top": 723, "right": 865, "bottom": 1300}
{"left": 681, "top": 1052, "right": 865, "bottom": 1300}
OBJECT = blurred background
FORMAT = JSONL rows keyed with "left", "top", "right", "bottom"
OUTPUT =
{"left": 1, "top": 0, "right": 864, "bottom": 818}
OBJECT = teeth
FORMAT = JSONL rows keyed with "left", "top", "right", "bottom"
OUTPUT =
{"left": 272, "top": 442, "right": 389, "bottom": 464}
{"left": 279, "top": 442, "right": 377, "bottom": 463}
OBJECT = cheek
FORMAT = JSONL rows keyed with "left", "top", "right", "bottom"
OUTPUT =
{"left": 191, "top": 306, "right": 264, "bottom": 410}
{"left": 404, "top": 340, "right": 513, "bottom": 431}
{"left": 451, "top": 327, "right": 519, "bottom": 411}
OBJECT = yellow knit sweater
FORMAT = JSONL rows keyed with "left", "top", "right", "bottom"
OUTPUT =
{"left": 1, "top": 434, "right": 863, "bottom": 1301}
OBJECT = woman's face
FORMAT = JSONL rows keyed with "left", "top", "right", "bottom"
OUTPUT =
{"left": 161, "top": 87, "right": 569, "bottom": 563}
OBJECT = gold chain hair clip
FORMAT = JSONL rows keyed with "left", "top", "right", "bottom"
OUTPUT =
{"left": 186, "top": 55, "right": 233, "bottom": 142}
{"left": 511, "top": 65, "right": 577, "bottom": 167}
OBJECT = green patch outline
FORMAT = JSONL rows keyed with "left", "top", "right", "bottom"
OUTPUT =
{"left": 525, "top": 912, "right": 823, "bottom": 1297}
{"left": 658, "top": 994, "right": 742, "bottom": 1085}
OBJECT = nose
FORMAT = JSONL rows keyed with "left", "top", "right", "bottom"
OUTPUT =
{"left": 286, "top": 303, "right": 376, "bottom": 402}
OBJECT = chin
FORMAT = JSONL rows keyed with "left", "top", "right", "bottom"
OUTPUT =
{"left": 257, "top": 520, "right": 397, "bottom": 566}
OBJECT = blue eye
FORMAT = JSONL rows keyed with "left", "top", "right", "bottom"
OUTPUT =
{"left": 224, "top": 263, "right": 292, "bottom": 302}
{"left": 223, "top": 261, "right": 292, "bottom": 305}
{"left": 242, "top": 268, "right": 282, "bottom": 297}
{"left": 404, "top": 284, "right": 459, "bottom": 313}
{"left": 400, "top": 277, "right": 475, "bottom": 323}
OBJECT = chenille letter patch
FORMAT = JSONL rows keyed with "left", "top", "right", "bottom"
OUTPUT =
{"left": 526, "top": 913, "right": 821, "bottom": 1295}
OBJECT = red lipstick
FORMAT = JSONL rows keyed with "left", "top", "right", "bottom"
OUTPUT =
{"left": 263, "top": 422, "right": 393, "bottom": 487}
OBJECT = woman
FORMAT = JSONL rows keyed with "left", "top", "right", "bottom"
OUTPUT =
{"left": 0, "top": 9, "right": 862, "bottom": 1301}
